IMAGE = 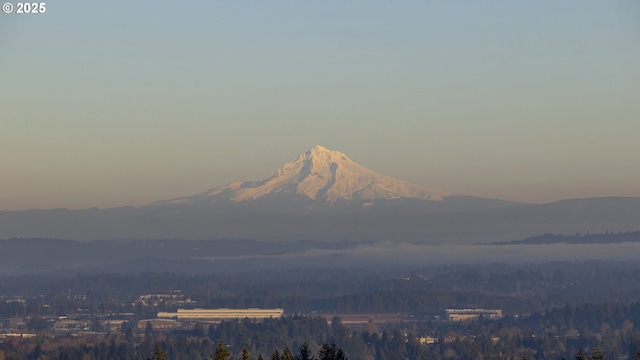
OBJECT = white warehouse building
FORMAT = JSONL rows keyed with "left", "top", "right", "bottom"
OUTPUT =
{"left": 157, "top": 308, "right": 284, "bottom": 321}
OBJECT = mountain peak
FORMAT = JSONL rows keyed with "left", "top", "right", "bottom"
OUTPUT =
{"left": 307, "top": 144, "right": 342, "bottom": 155}
{"left": 302, "top": 145, "right": 349, "bottom": 162}
{"left": 309, "top": 144, "right": 331, "bottom": 153}
{"left": 157, "top": 146, "right": 451, "bottom": 206}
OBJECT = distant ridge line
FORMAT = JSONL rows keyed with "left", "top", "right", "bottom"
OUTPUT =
{"left": 500, "top": 231, "right": 640, "bottom": 245}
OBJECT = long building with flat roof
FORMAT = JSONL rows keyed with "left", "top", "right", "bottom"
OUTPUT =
{"left": 445, "top": 309, "right": 502, "bottom": 321}
{"left": 157, "top": 308, "right": 284, "bottom": 321}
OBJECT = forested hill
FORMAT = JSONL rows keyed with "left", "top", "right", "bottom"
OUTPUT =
{"left": 505, "top": 231, "right": 640, "bottom": 245}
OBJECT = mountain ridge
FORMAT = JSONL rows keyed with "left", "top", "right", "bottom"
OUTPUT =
{"left": 155, "top": 145, "right": 452, "bottom": 207}
{"left": 1, "top": 146, "right": 639, "bottom": 242}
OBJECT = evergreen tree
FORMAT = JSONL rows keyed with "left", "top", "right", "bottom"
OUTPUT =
{"left": 296, "top": 343, "right": 315, "bottom": 360}
{"left": 318, "top": 343, "right": 347, "bottom": 360}
{"left": 125, "top": 326, "right": 134, "bottom": 341}
{"left": 318, "top": 343, "right": 336, "bottom": 360}
{"left": 591, "top": 346, "right": 606, "bottom": 360}
{"left": 214, "top": 340, "right": 232, "bottom": 360}
{"left": 145, "top": 321, "right": 154, "bottom": 336}
{"left": 241, "top": 348, "right": 252, "bottom": 360}
{"left": 149, "top": 346, "right": 168, "bottom": 360}
{"left": 282, "top": 347, "right": 294, "bottom": 360}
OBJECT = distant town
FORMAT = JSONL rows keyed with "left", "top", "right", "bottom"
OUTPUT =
{"left": 2, "top": 261, "right": 640, "bottom": 359}
{"left": 1, "top": 289, "right": 502, "bottom": 337}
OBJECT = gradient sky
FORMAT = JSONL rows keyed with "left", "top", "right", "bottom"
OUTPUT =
{"left": 1, "top": 1, "right": 639, "bottom": 210}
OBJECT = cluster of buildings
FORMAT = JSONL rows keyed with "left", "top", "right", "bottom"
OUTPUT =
{"left": 3, "top": 290, "right": 506, "bottom": 339}
{"left": 135, "top": 290, "right": 194, "bottom": 307}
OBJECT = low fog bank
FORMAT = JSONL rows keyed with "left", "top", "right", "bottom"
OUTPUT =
{"left": 2, "top": 237, "right": 639, "bottom": 275}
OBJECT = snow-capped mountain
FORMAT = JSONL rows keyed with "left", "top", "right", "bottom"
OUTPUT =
{"left": 157, "top": 145, "right": 452, "bottom": 206}
{"left": 1, "top": 145, "right": 639, "bottom": 242}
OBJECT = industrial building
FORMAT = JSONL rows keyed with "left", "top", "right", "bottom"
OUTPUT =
{"left": 157, "top": 308, "right": 284, "bottom": 321}
{"left": 445, "top": 309, "right": 503, "bottom": 321}
{"left": 137, "top": 318, "right": 181, "bottom": 330}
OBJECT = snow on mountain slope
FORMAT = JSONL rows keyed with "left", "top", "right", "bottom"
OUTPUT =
{"left": 157, "top": 145, "right": 451, "bottom": 206}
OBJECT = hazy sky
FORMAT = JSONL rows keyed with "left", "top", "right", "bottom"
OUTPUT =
{"left": 2, "top": 1, "right": 639, "bottom": 210}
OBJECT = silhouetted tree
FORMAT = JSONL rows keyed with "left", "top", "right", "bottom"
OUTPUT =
{"left": 591, "top": 346, "right": 606, "bottom": 360}
{"left": 149, "top": 346, "right": 167, "bottom": 360}
{"left": 296, "top": 342, "right": 315, "bottom": 360}
{"left": 241, "top": 348, "right": 252, "bottom": 360}
{"left": 282, "top": 347, "right": 294, "bottom": 360}
{"left": 145, "top": 321, "right": 154, "bottom": 336}
{"left": 318, "top": 343, "right": 347, "bottom": 360}
{"left": 214, "top": 340, "right": 232, "bottom": 360}
{"left": 271, "top": 350, "right": 281, "bottom": 360}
